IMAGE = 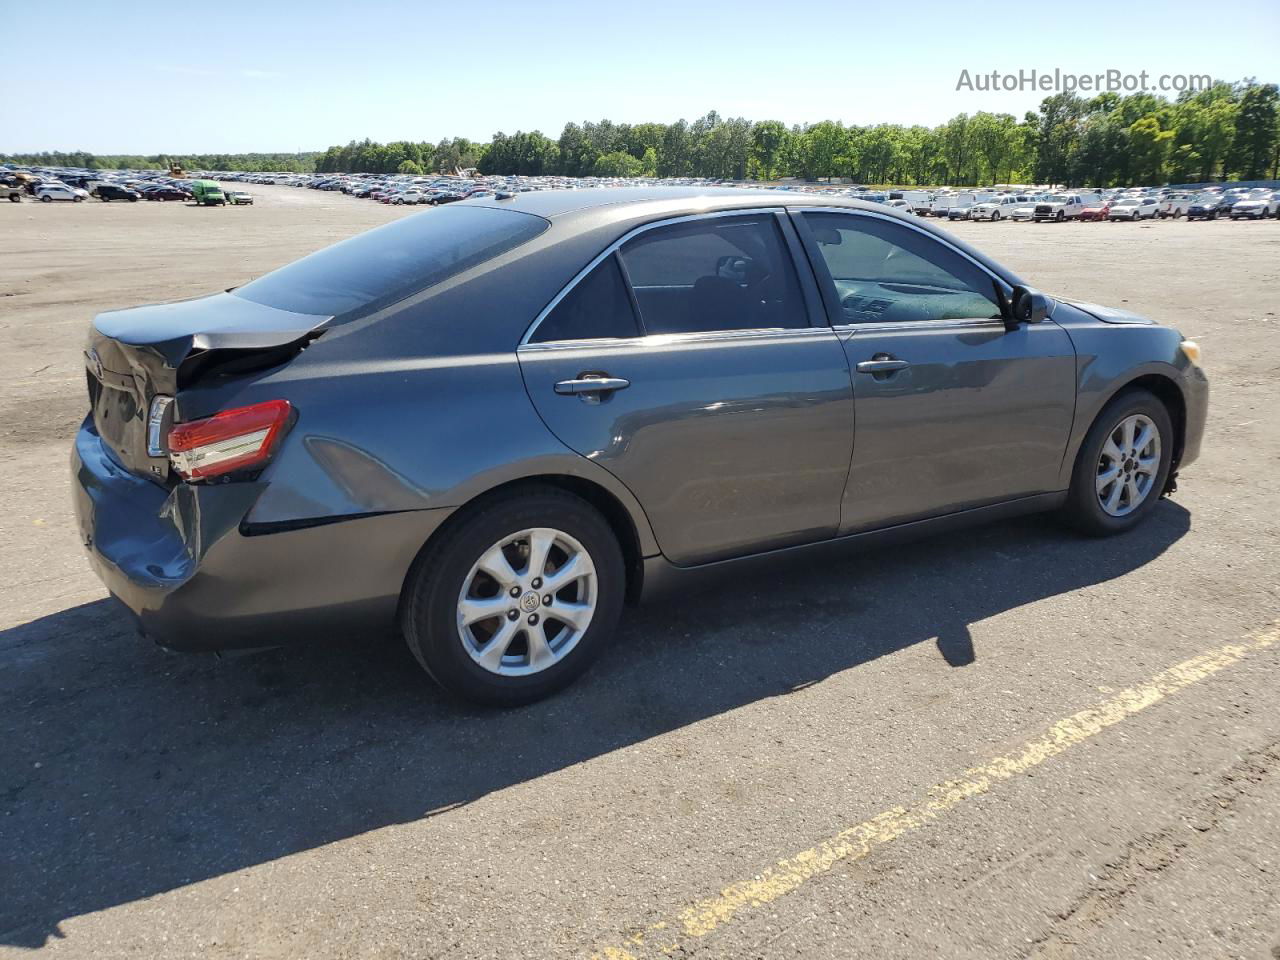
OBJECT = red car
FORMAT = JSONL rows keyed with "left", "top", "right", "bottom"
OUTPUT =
{"left": 1077, "top": 200, "right": 1113, "bottom": 221}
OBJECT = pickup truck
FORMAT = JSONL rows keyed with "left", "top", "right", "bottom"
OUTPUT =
{"left": 1032, "top": 193, "right": 1099, "bottom": 222}
{"left": 946, "top": 192, "right": 998, "bottom": 220}
{"left": 888, "top": 190, "right": 933, "bottom": 215}
{"left": 1159, "top": 193, "right": 1194, "bottom": 219}
{"left": 0, "top": 183, "right": 23, "bottom": 203}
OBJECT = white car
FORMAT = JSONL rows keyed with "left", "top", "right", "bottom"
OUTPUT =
{"left": 35, "top": 183, "right": 90, "bottom": 203}
{"left": 1107, "top": 196, "right": 1160, "bottom": 221}
{"left": 1229, "top": 193, "right": 1279, "bottom": 220}
{"left": 968, "top": 195, "right": 1020, "bottom": 221}
{"left": 1010, "top": 201, "right": 1041, "bottom": 221}
{"left": 391, "top": 190, "right": 426, "bottom": 205}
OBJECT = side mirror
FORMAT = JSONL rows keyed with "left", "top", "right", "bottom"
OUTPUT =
{"left": 1002, "top": 284, "right": 1049, "bottom": 330}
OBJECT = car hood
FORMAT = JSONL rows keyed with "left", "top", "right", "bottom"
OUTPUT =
{"left": 1057, "top": 299, "right": 1154, "bottom": 325}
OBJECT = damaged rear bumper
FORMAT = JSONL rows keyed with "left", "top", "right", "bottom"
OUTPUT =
{"left": 71, "top": 420, "right": 451, "bottom": 651}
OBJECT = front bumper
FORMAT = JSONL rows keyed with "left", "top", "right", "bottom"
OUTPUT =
{"left": 72, "top": 421, "right": 450, "bottom": 651}
{"left": 1179, "top": 363, "right": 1209, "bottom": 471}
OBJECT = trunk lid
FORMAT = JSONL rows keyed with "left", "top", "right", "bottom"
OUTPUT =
{"left": 86, "top": 292, "right": 328, "bottom": 479}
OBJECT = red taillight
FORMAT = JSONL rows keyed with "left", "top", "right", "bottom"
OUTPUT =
{"left": 167, "top": 399, "right": 292, "bottom": 480}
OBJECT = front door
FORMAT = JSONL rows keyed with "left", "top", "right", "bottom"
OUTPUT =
{"left": 795, "top": 210, "right": 1077, "bottom": 533}
{"left": 518, "top": 211, "right": 855, "bottom": 565}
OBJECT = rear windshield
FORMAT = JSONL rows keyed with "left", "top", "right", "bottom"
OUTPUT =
{"left": 232, "top": 204, "right": 548, "bottom": 317}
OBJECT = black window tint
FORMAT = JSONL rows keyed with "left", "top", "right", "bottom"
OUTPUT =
{"left": 619, "top": 215, "right": 805, "bottom": 335}
{"left": 531, "top": 255, "right": 639, "bottom": 343}
{"left": 802, "top": 212, "right": 1000, "bottom": 324}
{"left": 233, "top": 205, "right": 548, "bottom": 317}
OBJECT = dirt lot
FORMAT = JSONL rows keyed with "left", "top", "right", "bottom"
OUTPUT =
{"left": 2, "top": 187, "right": 1279, "bottom": 959}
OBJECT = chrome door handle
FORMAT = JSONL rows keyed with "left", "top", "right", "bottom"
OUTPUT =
{"left": 554, "top": 376, "right": 631, "bottom": 395}
{"left": 855, "top": 357, "right": 910, "bottom": 373}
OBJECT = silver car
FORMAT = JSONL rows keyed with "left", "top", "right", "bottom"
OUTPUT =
{"left": 72, "top": 189, "right": 1209, "bottom": 704}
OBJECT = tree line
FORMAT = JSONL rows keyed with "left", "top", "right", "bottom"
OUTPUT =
{"left": 8, "top": 79, "right": 1277, "bottom": 186}
{"left": 0, "top": 151, "right": 320, "bottom": 173}
{"left": 313, "top": 79, "right": 1278, "bottom": 186}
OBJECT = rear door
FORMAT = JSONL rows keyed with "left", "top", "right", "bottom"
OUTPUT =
{"left": 794, "top": 209, "right": 1077, "bottom": 534}
{"left": 518, "top": 210, "right": 854, "bottom": 566}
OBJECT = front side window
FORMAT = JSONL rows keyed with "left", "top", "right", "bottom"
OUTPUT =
{"left": 618, "top": 215, "right": 806, "bottom": 335}
{"left": 801, "top": 212, "right": 1001, "bottom": 324}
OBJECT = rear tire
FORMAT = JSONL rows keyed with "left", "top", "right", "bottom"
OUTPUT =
{"left": 400, "top": 487, "right": 625, "bottom": 705}
{"left": 1064, "top": 389, "right": 1174, "bottom": 537}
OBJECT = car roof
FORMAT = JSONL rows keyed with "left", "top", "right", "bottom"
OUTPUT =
{"left": 468, "top": 186, "right": 881, "bottom": 220}
{"left": 463, "top": 186, "right": 1022, "bottom": 287}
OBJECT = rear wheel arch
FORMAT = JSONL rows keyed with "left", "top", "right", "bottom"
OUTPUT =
{"left": 398, "top": 474, "right": 648, "bottom": 613}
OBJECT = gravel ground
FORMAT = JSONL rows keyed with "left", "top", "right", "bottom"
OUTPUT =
{"left": 1, "top": 186, "right": 1278, "bottom": 959}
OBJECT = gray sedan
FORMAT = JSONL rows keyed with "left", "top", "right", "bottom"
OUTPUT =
{"left": 72, "top": 189, "right": 1208, "bottom": 704}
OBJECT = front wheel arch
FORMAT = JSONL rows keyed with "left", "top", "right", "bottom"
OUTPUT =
{"left": 1077, "top": 374, "right": 1187, "bottom": 483}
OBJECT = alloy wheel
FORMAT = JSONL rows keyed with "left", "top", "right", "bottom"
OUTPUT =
{"left": 1096, "top": 414, "right": 1161, "bottom": 517}
{"left": 456, "top": 527, "right": 597, "bottom": 676}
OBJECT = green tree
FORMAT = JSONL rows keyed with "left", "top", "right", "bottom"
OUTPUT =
{"left": 593, "top": 150, "right": 644, "bottom": 177}
{"left": 1226, "top": 82, "right": 1279, "bottom": 179}
{"left": 1127, "top": 116, "right": 1173, "bottom": 183}
{"left": 750, "top": 120, "right": 787, "bottom": 180}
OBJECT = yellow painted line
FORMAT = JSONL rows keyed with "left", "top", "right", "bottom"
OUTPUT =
{"left": 591, "top": 623, "right": 1279, "bottom": 959}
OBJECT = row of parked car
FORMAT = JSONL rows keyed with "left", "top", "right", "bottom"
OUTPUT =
{"left": 7, "top": 163, "right": 1277, "bottom": 226}
{"left": 862, "top": 185, "right": 1280, "bottom": 223}
{"left": 0, "top": 170, "right": 254, "bottom": 206}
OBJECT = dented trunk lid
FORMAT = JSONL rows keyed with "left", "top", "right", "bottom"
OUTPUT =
{"left": 85, "top": 292, "right": 329, "bottom": 479}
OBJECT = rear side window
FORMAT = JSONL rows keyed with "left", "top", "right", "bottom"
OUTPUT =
{"left": 618, "top": 215, "right": 805, "bottom": 335}
{"left": 531, "top": 255, "right": 640, "bottom": 343}
{"left": 233, "top": 205, "right": 548, "bottom": 317}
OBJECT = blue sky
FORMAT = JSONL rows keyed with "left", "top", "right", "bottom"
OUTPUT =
{"left": 8, "top": 0, "right": 1277, "bottom": 154}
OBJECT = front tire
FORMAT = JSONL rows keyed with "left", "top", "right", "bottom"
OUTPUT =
{"left": 400, "top": 487, "right": 625, "bottom": 705}
{"left": 1064, "top": 389, "right": 1174, "bottom": 536}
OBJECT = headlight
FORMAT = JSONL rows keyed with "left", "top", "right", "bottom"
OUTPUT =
{"left": 1180, "top": 339, "right": 1202, "bottom": 366}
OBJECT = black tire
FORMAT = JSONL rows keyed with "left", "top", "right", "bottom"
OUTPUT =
{"left": 1056, "top": 210, "right": 1065, "bottom": 222}
{"left": 1064, "top": 389, "right": 1174, "bottom": 537}
{"left": 9, "top": 194, "right": 22, "bottom": 202}
{"left": 400, "top": 486, "right": 625, "bottom": 705}
{"left": 40, "top": 195, "right": 52, "bottom": 202}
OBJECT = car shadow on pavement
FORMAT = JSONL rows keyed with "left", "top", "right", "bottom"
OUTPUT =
{"left": 0, "top": 502, "right": 1190, "bottom": 946}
